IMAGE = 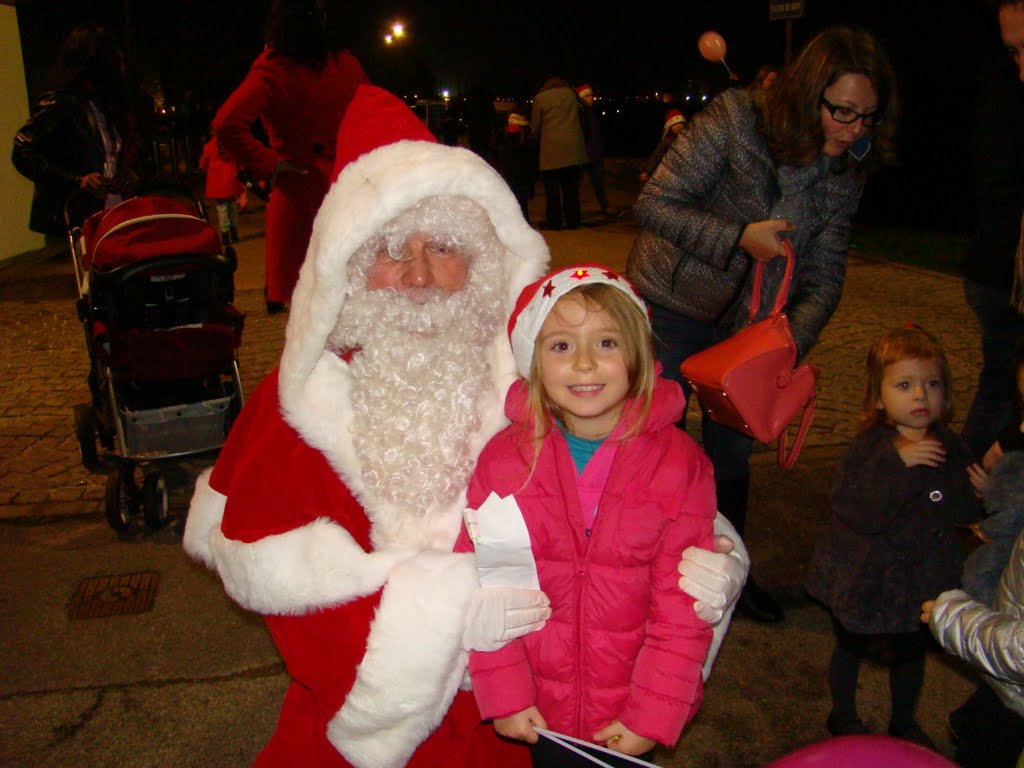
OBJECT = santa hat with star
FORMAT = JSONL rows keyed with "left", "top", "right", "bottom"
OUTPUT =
{"left": 663, "top": 108, "right": 686, "bottom": 134}
{"left": 507, "top": 264, "right": 649, "bottom": 378}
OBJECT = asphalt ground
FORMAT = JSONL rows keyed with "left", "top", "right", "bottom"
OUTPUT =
{"left": 0, "top": 161, "right": 985, "bottom": 767}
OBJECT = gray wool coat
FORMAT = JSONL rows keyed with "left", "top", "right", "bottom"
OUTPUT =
{"left": 626, "top": 89, "right": 864, "bottom": 358}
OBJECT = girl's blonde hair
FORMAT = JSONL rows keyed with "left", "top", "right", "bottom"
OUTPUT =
{"left": 860, "top": 325, "right": 953, "bottom": 430}
{"left": 523, "top": 283, "right": 655, "bottom": 454}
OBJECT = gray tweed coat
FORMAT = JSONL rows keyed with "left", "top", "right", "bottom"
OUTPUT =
{"left": 626, "top": 89, "right": 864, "bottom": 358}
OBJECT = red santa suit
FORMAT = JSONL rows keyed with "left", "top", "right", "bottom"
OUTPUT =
{"left": 213, "top": 47, "right": 369, "bottom": 304}
{"left": 184, "top": 85, "right": 550, "bottom": 767}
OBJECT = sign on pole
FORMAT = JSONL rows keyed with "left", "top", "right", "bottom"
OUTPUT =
{"left": 769, "top": 0, "right": 804, "bottom": 20}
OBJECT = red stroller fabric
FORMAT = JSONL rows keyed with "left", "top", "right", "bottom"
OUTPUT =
{"left": 83, "top": 196, "right": 222, "bottom": 272}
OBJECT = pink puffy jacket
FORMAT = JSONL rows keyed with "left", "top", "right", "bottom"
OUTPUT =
{"left": 461, "top": 377, "right": 716, "bottom": 746}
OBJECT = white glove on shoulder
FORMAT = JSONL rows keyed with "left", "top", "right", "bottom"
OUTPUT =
{"left": 678, "top": 514, "right": 750, "bottom": 625}
{"left": 461, "top": 587, "right": 551, "bottom": 652}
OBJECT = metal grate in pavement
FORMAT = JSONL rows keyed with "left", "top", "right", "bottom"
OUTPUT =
{"left": 68, "top": 571, "right": 160, "bottom": 620}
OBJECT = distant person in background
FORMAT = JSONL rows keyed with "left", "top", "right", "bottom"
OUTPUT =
{"left": 464, "top": 83, "right": 498, "bottom": 164}
{"left": 576, "top": 83, "right": 616, "bottom": 218}
{"left": 213, "top": 0, "right": 369, "bottom": 314}
{"left": 638, "top": 109, "right": 686, "bottom": 185}
{"left": 747, "top": 64, "right": 780, "bottom": 94}
{"left": 627, "top": 26, "right": 900, "bottom": 625}
{"left": 199, "top": 136, "right": 243, "bottom": 246}
{"left": 530, "top": 76, "right": 588, "bottom": 230}
{"left": 497, "top": 108, "right": 536, "bottom": 220}
{"left": 961, "top": 0, "right": 1024, "bottom": 460}
{"left": 12, "top": 25, "right": 141, "bottom": 234}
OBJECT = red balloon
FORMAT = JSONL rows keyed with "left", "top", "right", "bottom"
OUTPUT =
{"left": 766, "top": 735, "right": 958, "bottom": 768}
{"left": 698, "top": 31, "right": 727, "bottom": 63}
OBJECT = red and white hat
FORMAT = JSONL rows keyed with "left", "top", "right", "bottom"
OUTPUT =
{"left": 507, "top": 264, "right": 649, "bottom": 378}
{"left": 506, "top": 112, "right": 529, "bottom": 134}
{"left": 576, "top": 83, "right": 594, "bottom": 99}
{"left": 663, "top": 108, "right": 685, "bottom": 134}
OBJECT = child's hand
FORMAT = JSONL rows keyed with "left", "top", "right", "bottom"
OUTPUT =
{"left": 967, "top": 463, "right": 989, "bottom": 498}
{"left": 897, "top": 438, "right": 945, "bottom": 468}
{"left": 593, "top": 721, "right": 656, "bottom": 756}
{"left": 493, "top": 706, "right": 547, "bottom": 744}
{"left": 967, "top": 521, "right": 992, "bottom": 544}
{"left": 981, "top": 441, "right": 1004, "bottom": 472}
{"left": 921, "top": 599, "right": 935, "bottom": 624}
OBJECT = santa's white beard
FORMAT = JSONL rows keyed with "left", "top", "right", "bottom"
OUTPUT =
{"left": 335, "top": 280, "right": 504, "bottom": 515}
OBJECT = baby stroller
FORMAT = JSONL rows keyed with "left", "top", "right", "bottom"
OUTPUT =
{"left": 68, "top": 191, "right": 245, "bottom": 532}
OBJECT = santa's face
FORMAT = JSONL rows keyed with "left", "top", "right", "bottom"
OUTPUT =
{"left": 367, "top": 232, "right": 469, "bottom": 302}
{"left": 330, "top": 196, "right": 508, "bottom": 522}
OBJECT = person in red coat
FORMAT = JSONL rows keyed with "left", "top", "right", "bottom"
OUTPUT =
{"left": 199, "top": 137, "right": 244, "bottom": 245}
{"left": 184, "top": 85, "right": 748, "bottom": 768}
{"left": 212, "top": 0, "right": 369, "bottom": 314}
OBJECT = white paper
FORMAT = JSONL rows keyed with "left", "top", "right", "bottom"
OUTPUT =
{"left": 465, "top": 491, "right": 540, "bottom": 590}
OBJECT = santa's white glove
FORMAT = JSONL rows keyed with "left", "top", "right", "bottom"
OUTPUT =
{"left": 679, "top": 524, "right": 750, "bottom": 624}
{"left": 461, "top": 587, "right": 551, "bottom": 652}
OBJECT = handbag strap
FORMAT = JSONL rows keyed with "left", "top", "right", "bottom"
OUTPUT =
{"left": 777, "top": 392, "right": 816, "bottom": 469}
{"left": 749, "top": 239, "right": 795, "bottom": 323}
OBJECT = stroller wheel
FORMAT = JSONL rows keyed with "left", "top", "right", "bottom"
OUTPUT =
{"left": 142, "top": 471, "right": 170, "bottom": 530}
{"left": 104, "top": 467, "right": 135, "bottom": 532}
{"left": 74, "top": 404, "right": 100, "bottom": 472}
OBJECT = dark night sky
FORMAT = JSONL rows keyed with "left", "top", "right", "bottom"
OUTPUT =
{"left": 13, "top": 0, "right": 1016, "bottom": 229}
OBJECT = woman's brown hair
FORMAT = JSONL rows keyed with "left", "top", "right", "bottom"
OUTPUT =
{"left": 762, "top": 26, "right": 900, "bottom": 174}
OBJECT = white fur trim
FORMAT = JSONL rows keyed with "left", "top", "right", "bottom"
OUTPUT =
{"left": 182, "top": 468, "right": 225, "bottom": 569}
{"left": 327, "top": 551, "right": 479, "bottom": 768}
{"left": 187, "top": 495, "right": 415, "bottom": 614}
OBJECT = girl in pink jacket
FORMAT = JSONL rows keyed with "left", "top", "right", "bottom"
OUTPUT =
{"left": 459, "top": 264, "right": 716, "bottom": 766}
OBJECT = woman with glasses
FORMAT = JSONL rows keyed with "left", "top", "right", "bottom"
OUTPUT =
{"left": 627, "top": 26, "right": 899, "bottom": 625}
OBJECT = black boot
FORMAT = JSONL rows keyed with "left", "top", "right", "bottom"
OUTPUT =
{"left": 737, "top": 577, "right": 784, "bottom": 623}
{"left": 229, "top": 226, "right": 240, "bottom": 243}
{"left": 221, "top": 231, "right": 231, "bottom": 247}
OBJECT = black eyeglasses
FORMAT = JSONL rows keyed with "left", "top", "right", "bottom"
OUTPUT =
{"left": 820, "top": 97, "right": 883, "bottom": 128}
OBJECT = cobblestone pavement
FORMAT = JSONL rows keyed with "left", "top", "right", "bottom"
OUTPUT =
{"left": 0, "top": 175, "right": 986, "bottom": 766}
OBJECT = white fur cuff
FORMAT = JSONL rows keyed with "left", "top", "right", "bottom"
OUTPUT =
{"left": 182, "top": 469, "right": 225, "bottom": 569}
{"left": 327, "top": 551, "right": 478, "bottom": 768}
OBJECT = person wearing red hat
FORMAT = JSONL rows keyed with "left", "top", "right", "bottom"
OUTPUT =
{"left": 638, "top": 109, "right": 687, "bottom": 185}
{"left": 575, "top": 84, "right": 616, "bottom": 218}
{"left": 458, "top": 264, "right": 718, "bottom": 766}
{"left": 185, "top": 85, "right": 746, "bottom": 768}
{"left": 212, "top": 0, "right": 369, "bottom": 314}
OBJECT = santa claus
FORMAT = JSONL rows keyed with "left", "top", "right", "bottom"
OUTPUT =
{"left": 184, "top": 85, "right": 746, "bottom": 768}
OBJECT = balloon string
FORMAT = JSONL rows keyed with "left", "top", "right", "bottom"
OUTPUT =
{"left": 722, "top": 60, "right": 735, "bottom": 79}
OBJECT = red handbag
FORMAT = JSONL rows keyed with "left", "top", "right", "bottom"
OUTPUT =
{"left": 680, "top": 241, "right": 818, "bottom": 469}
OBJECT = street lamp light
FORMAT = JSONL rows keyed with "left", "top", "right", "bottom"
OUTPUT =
{"left": 383, "top": 20, "right": 406, "bottom": 45}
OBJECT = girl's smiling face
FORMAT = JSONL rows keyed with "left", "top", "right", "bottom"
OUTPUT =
{"left": 537, "top": 293, "right": 630, "bottom": 440}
